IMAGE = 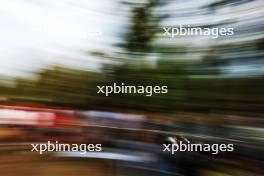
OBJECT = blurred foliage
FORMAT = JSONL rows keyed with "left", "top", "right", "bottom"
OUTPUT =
{"left": 0, "top": 60, "right": 263, "bottom": 113}
{"left": 121, "top": 0, "right": 164, "bottom": 53}
{"left": 0, "top": 66, "right": 105, "bottom": 108}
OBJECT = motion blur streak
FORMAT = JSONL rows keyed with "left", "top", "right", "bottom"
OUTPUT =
{"left": 0, "top": 0, "right": 263, "bottom": 176}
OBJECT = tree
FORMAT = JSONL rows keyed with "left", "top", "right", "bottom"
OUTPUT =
{"left": 121, "top": 0, "right": 163, "bottom": 53}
